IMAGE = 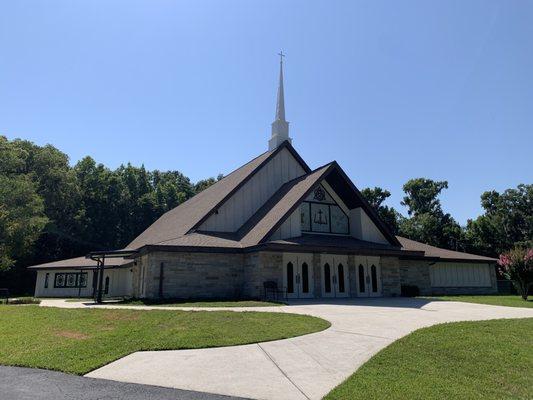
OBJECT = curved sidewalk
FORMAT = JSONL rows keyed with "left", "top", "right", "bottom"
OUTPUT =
{"left": 42, "top": 298, "right": 533, "bottom": 400}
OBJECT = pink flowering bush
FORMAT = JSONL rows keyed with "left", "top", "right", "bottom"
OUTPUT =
{"left": 498, "top": 247, "right": 533, "bottom": 300}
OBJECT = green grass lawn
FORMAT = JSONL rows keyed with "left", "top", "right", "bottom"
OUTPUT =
{"left": 326, "top": 318, "right": 533, "bottom": 400}
{"left": 64, "top": 298, "right": 284, "bottom": 307}
{"left": 0, "top": 305, "right": 328, "bottom": 375}
{"left": 424, "top": 294, "right": 533, "bottom": 308}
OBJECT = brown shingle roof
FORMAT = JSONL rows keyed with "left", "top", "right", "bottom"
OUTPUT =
{"left": 27, "top": 256, "right": 131, "bottom": 270}
{"left": 397, "top": 236, "right": 496, "bottom": 262}
{"left": 141, "top": 164, "right": 333, "bottom": 250}
{"left": 126, "top": 149, "right": 274, "bottom": 249}
{"left": 263, "top": 234, "right": 410, "bottom": 255}
{"left": 126, "top": 141, "right": 311, "bottom": 250}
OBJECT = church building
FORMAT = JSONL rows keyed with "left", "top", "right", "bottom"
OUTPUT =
{"left": 29, "top": 58, "right": 497, "bottom": 300}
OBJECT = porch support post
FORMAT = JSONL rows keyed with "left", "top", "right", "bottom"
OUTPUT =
{"left": 96, "top": 255, "right": 106, "bottom": 304}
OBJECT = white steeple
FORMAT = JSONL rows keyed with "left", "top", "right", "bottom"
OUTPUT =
{"left": 269, "top": 52, "right": 292, "bottom": 151}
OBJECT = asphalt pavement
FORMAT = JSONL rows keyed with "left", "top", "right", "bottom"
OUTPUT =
{"left": 0, "top": 366, "right": 248, "bottom": 400}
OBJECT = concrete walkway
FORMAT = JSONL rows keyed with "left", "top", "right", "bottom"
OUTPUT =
{"left": 42, "top": 298, "right": 533, "bottom": 400}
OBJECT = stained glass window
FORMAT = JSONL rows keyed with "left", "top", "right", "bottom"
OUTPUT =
{"left": 53, "top": 272, "right": 87, "bottom": 288}
{"left": 330, "top": 205, "right": 349, "bottom": 234}
{"left": 358, "top": 265, "right": 365, "bottom": 293}
{"left": 286, "top": 262, "right": 294, "bottom": 294}
{"left": 338, "top": 264, "right": 345, "bottom": 293}
{"left": 311, "top": 203, "right": 330, "bottom": 232}
{"left": 300, "top": 186, "right": 349, "bottom": 235}
{"left": 66, "top": 274, "right": 77, "bottom": 287}
{"left": 302, "top": 263, "right": 309, "bottom": 293}
{"left": 300, "top": 203, "right": 310, "bottom": 231}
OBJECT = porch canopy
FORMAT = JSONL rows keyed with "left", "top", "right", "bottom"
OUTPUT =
{"left": 86, "top": 249, "right": 138, "bottom": 303}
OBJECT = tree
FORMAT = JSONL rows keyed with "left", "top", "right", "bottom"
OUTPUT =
{"left": 194, "top": 174, "right": 224, "bottom": 194}
{"left": 497, "top": 247, "right": 533, "bottom": 300}
{"left": 360, "top": 187, "right": 401, "bottom": 233}
{"left": 401, "top": 178, "right": 448, "bottom": 216}
{"left": 465, "top": 185, "right": 533, "bottom": 257}
{"left": 0, "top": 175, "right": 48, "bottom": 270}
{"left": 398, "top": 178, "right": 462, "bottom": 250}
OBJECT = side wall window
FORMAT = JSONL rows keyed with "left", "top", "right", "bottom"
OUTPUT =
{"left": 54, "top": 272, "right": 88, "bottom": 288}
{"left": 44, "top": 273, "right": 49, "bottom": 288}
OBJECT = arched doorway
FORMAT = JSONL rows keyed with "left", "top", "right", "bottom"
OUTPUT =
{"left": 282, "top": 253, "right": 314, "bottom": 299}
{"left": 320, "top": 255, "right": 349, "bottom": 298}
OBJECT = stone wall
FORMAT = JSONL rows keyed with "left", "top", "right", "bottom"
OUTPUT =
{"left": 380, "top": 257, "right": 401, "bottom": 297}
{"left": 131, "top": 249, "right": 499, "bottom": 300}
{"left": 140, "top": 251, "right": 245, "bottom": 299}
{"left": 399, "top": 259, "right": 432, "bottom": 295}
{"left": 242, "top": 252, "right": 283, "bottom": 299}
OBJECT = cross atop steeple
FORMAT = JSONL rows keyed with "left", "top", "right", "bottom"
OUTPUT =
{"left": 269, "top": 51, "right": 292, "bottom": 151}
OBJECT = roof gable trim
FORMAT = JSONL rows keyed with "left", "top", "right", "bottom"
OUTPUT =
{"left": 258, "top": 162, "right": 401, "bottom": 247}
{"left": 188, "top": 141, "right": 311, "bottom": 234}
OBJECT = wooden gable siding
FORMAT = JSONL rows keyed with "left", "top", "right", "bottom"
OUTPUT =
{"left": 350, "top": 207, "right": 389, "bottom": 244}
{"left": 199, "top": 147, "right": 306, "bottom": 232}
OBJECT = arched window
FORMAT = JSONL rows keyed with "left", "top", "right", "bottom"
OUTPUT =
{"left": 286, "top": 262, "right": 294, "bottom": 293}
{"left": 337, "top": 264, "right": 345, "bottom": 293}
{"left": 301, "top": 262, "right": 309, "bottom": 293}
{"left": 358, "top": 264, "right": 365, "bottom": 293}
{"left": 371, "top": 265, "right": 377, "bottom": 292}
{"left": 324, "top": 263, "right": 331, "bottom": 293}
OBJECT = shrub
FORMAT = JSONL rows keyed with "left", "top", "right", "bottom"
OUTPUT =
{"left": 498, "top": 247, "right": 533, "bottom": 300}
{"left": 401, "top": 285, "right": 420, "bottom": 297}
{"left": 2, "top": 297, "right": 41, "bottom": 305}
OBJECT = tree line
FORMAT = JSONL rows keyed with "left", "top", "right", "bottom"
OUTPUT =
{"left": 361, "top": 180, "right": 532, "bottom": 256}
{"left": 0, "top": 136, "right": 222, "bottom": 293}
{"left": 1, "top": 135, "right": 531, "bottom": 294}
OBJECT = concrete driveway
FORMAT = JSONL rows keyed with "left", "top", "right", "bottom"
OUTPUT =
{"left": 73, "top": 298, "right": 533, "bottom": 400}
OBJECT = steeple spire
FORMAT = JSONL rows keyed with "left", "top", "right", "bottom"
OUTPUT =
{"left": 275, "top": 52, "right": 286, "bottom": 121}
{"left": 269, "top": 51, "right": 291, "bottom": 151}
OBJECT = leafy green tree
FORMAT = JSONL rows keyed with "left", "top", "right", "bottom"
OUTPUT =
{"left": 0, "top": 175, "right": 48, "bottom": 270}
{"left": 194, "top": 174, "right": 224, "bottom": 194}
{"left": 401, "top": 178, "right": 448, "bottom": 216}
{"left": 360, "top": 187, "right": 401, "bottom": 233}
{"left": 465, "top": 184, "right": 533, "bottom": 256}
{"left": 398, "top": 178, "right": 463, "bottom": 250}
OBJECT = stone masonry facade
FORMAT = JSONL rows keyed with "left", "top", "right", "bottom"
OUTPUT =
{"left": 131, "top": 251, "right": 497, "bottom": 299}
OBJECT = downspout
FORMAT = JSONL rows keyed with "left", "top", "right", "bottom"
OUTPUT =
{"left": 158, "top": 262, "right": 164, "bottom": 299}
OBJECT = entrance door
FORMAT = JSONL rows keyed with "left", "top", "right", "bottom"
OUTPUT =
{"left": 283, "top": 254, "right": 314, "bottom": 299}
{"left": 355, "top": 256, "right": 382, "bottom": 297}
{"left": 321, "top": 255, "right": 349, "bottom": 298}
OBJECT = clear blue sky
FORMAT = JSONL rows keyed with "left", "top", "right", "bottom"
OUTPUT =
{"left": 1, "top": 1, "right": 532, "bottom": 224}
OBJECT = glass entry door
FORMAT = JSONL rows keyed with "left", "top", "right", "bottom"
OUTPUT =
{"left": 320, "top": 254, "right": 349, "bottom": 298}
{"left": 355, "top": 256, "right": 382, "bottom": 297}
{"left": 283, "top": 253, "right": 314, "bottom": 299}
